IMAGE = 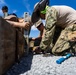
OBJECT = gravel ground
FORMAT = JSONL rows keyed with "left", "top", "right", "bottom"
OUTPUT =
{"left": 6, "top": 52, "right": 76, "bottom": 75}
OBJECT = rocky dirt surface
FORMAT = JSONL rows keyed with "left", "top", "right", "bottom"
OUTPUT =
{"left": 6, "top": 52, "right": 76, "bottom": 75}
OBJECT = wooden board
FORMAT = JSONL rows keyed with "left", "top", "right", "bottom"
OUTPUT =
{"left": 0, "top": 17, "right": 16, "bottom": 75}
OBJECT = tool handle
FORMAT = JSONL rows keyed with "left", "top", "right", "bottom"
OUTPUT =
{"left": 56, "top": 53, "right": 72, "bottom": 64}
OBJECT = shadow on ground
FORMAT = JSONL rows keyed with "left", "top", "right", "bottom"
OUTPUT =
{"left": 5, "top": 52, "right": 33, "bottom": 75}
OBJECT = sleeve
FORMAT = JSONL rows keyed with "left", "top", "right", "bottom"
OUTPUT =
{"left": 40, "top": 7, "right": 58, "bottom": 50}
{"left": 34, "top": 19, "right": 42, "bottom": 28}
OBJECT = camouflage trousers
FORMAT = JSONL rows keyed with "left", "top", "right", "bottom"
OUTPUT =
{"left": 40, "top": 23, "right": 76, "bottom": 55}
{"left": 52, "top": 24, "right": 76, "bottom": 55}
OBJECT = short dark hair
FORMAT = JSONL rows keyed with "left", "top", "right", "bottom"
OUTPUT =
{"left": 2, "top": 6, "right": 8, "bottom": 11}
{"left": 9, "top": 13, "right": 17, "bottom": 17}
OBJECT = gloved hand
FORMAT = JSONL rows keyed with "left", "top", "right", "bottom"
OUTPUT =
{"left": 33, "top": 46, "right": 44, "bottom": 54}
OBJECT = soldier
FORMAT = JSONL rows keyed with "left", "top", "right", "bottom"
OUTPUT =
{"left": 5, "top": 15, "right": 44, "bottom": 40}
{"left": 2, "top": 6, "right": 8, "bottom": 17}
{"left": 31, "top": 2, "right": 76, "bottom": 55}
{"left": 2, "top": 5, "right": 17, "bottom": 18}
{"left": 2, "top": 6, "right": 8, "bottom": 13}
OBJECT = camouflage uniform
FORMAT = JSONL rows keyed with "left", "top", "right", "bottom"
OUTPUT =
{"left": 40, "top": 6, "right": 76, "bottom": 55}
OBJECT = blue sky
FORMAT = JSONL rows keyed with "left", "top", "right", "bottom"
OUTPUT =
{"left": 0, "top": 0, "right": 76, "bottom": 38}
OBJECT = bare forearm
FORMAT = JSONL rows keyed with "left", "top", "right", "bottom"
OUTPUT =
{"left": 6, "top": 20, "right": 24, "bottom": 27}
{"left": 38, "top": 30, "right": 43, "bottom": 37}
{"left": 6, "top": 20, "right": 31, "bottom": 30}
{"left": 12, "top": 22, "right": 25, "bottom": 28}
{"left": 37, "top": 24, "right": 44, "bottom": 37}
